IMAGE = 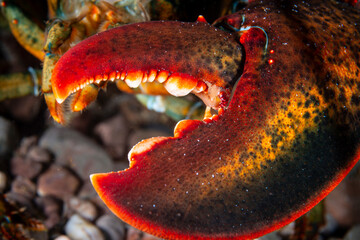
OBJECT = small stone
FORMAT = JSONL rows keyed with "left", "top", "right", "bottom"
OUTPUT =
{"left": 325, "top": 164, "right": 360, "bottom": 226}
{"left": 35, "top": 196, "right": 62, "bottom": 229}
{"left": 65, "top": 214, "right": 105, "bottom": 240}
{"left": 68, "top": 197, "right": 98, "bottom": 221}
{"left": 5, "top": 192, "right": 35, "bottom": 215}
{"left": 11, "top": 155, "right": 42, "bottom": 179}
{"left": 129, "top": 128, "right": 171, "bottom": 147}
{"left": 54, "top": 235, "right": 71, "bottom": 240}
{"left": 96, "top": 214, "right": 126, "bottom": 240}
{"left": 7, "top": 95, "right": 42, "bottom": 122}
{"left": 259, "top": 231, "right": 282, "bottom": 240}
{"left": 27, "top": 146, "right": 52, "bottom": 163}
{"left": 11, "top": 176, "right": 36, "bottom": 199}
{"left": 0, "top": 116, "right": 19, "bottom": 158}
{"left": 127, "top": 226, "right": 143, "bottom": 240}
{"left": 37, "top": 165, "right": 80, "bottom": 200}
{"left": 39, "top": 127, "right": 113, "bottom": 181}
{"left": 18, "top": 136, "right": 38, "bottom": 156}
{"left": 0, "top": 171, "right": 7, "bottom": 193}
{"left": 94, "top": 114, "right": 128, "bottom": 159}
{"left": 143, "top": 232, "right": 163, "bottom": 240}
{"left": 344, "top": 225, "right": 360, "bottom": 240}
{"left": 77, "top": 181, "right": 98, "bottom": 200}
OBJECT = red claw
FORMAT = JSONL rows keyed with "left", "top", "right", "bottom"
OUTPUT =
{"left": 53, "top": 0, "right": 360, "bottom": 239}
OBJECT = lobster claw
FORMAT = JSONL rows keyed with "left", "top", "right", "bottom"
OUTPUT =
{"left": 52, "top": 1, "right": 360, "bottom": 237}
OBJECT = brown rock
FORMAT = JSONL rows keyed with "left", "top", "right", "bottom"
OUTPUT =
{"left": 0, "top": 171, "right": 7, "bottom": 193}
{"left": 325, "top": 164, "right": 360, "bottom": 227}
{"left": 6, "top": 95, "right": 42, "bottom": 122}
{"left": 11, "top": 155, "right": 42, "bottom": 179}
{"left": 68, "top": 197, "right": 98, "bottom": 221}
{"left": 39, "top": 127, "right": 113, "bottom": 181}
{"left": 96, "top": 214, "right": 126, "bottom": 240}
{"left": 94, "top": 114, "right": 128, "bottom": 159}
{"left": 11, "top": 176, "right": 36, "bottom": 199}
{"left": 35, "top": 196, "right": 62, "bottom": 229}
{"left": 28, "top": 146, "right": 52, "bottom": 163}
{"left": 18, "top": 136, "right": 37, "bottom": 157}
{"left": 127, "top": 226, "right": 143, "bottom": 240}
{"left": 5, "top": 192, "right": 35, "bottom": 215}
{"left": 128, "top": 128, "right": 171, "bottom": 148}
{"left": 0, "top": 116, "right": 19, "bottom": 158}
{"left": 37, "top": 165, "right": 80, "bottom": 200}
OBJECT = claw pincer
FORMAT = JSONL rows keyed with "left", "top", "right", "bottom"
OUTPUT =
{"left": 51, "top": 0, "right": 360, "bottom": 239}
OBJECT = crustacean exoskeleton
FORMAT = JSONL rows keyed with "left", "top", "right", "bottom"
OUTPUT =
{"left": 34, "top": 0, "right": 360, "bottom": 239}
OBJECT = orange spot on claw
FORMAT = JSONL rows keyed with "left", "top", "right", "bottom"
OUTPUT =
{"left": 12, "top": 19, "right": 18, "bottom": 24}
{"left": 270, "top": 49, "right": 275, "bottom": 54}
{"left": 268, "top": 59, "right": 274, "bottom": 65}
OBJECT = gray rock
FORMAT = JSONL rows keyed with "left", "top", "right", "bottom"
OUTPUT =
{"left": 0, "top": 171, "right": 7, "bottom": 193}
{"left": 11, "top": 155, "right": 43, "bottom": 179}
{"left": 94, "top": 114, "right": 128, "bottom": 159}
{"left": 96, "top": 214, "right": 126, "bottom": 240}
{"left": 259, "top": 231, "right": 282, "bottom": 240}
{"left": 128, "top": 128, "right": 171, "bottom": 148}
{"left": 344, "top": 225, "right": 360, "bottom": 240}
{"left": 18, "top": 136, "right": 37, "bottom": 157}
{"left": 0, "top": 116, "right": 19, "bottom": 158}
{"left": 325, "top": 163, "right": 360, "bottom": 226}
{"left": 143, "top": 232, "right": 163, "bottom": 240}
{"left": 11, "top": 176, "right": 36, "bottom": 199}
{"left": 6, "top": 95, "right": 41, "bottom": 122}
{"left": 37, "top": 165, "right": 80, "bottom": 200}
{"left": 53, "top": 235, "right": 71, "bottom": 240}
{"left": 39, "top": 127, "right": 113, "bottom": 181}
{"left": 68, "top": 197, "right": 98, "bottom": 221}
{"left": 65, "top": 214, "right": 105, "bottom": 240}
{"left": 35, "top": 196, "right": 62, "bottom": 229}
{"left": 5, "top": 192, "right": 35, "bottom": 215}
{"left": 27, "top": 146, "right": 52, "bottom": 163}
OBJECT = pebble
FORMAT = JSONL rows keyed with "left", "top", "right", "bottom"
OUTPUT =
{"left": 128, "top": 128, "right": 171, "bottom": 147}
{"left": 11, "top": 176, "right": 36, "bottom": 199}
{"left": 0, "top": 116, "right": 19, "bottom": 158}
{"left": 68, "top": 197, "right": 98, "bottom": 221}
{"left": 18, "top": 136, "right": 38, "bottom": 156}
{"left": 344, "top": 225, "right": 360, "bottom": 240}
{"left": 5, "top": 95, "right": 42, "bottom": 122}
{"left": 5, "top": 192, "right": 35, "bottom": 214}
{"left": 35, "top": 196, "right": 62, "bottom": 229}
{"left": 39, "top": 127, "right": 113, "bottom": 180}
{"left": 27, "top": 145, "right": 52, "bottom": 163}
{"left": 96, "top": 214, "right": 126, "bottom": 240}
{"left": 37, "top": 165, "right": 80, "bottom": 200}
{"left": 0, "top": 171, "right": 7, "bottom": 193}
{"left": 94, "top": 114, "right": 128, "bottom": 159}
{"left": 325, "top": 163, "right": 360, "bottom": 226}
{"left": 127, "top": 226, "right": 162, "bottom": 240}
{"left": 54, "top": 235, "right": 71, "bottom": 240}
{"left": 65, "top": 214, "right": 105, "bottom": 240}
{"left": 258, "top": 231, "right": 282, "bottom": 240}
{"left": 11, "top": 155, "right": 43, "bottom": 179}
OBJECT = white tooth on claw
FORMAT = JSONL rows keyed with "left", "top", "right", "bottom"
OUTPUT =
{"left": 157, "top": 71, "right": 169, "bottom": 83}
{"left": 120, "top": 72, "right": 126, "bottom": 80}
{"left": 109, "top": 72, "right": 116, "bottom": 81}
{"left": 116, "top": 71, "right": 121, "bottom": 79}
{"left": 147, "top": 69, "right": 157, "bottom": 82}
{"left": 124, "top": 71, "right": 143, "bottom": 88}
{"left": 164, "top": 75, "right": 197, "bottom": 97}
